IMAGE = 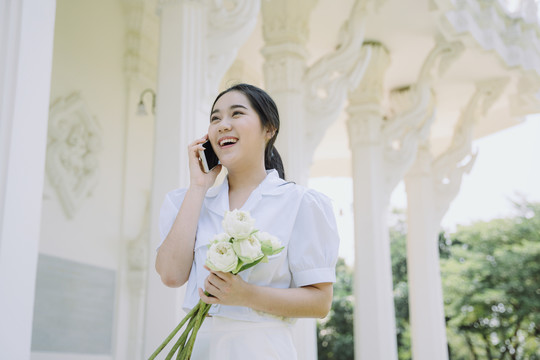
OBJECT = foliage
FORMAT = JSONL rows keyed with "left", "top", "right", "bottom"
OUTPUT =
{"left": 441, "top": 201, "right": 540, "bottom": 360}
{"left": 317, "top": 202, "right": 540, "bottom": 360}
{"left": 389, "top": 209, "right": 412, "bottom": 360}
{"left": 317, "top": 257, "right": 355, "bottom": 360}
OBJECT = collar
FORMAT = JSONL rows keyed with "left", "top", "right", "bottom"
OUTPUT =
{"left": 204, "top": 169, "right": 293, "bottom": 215}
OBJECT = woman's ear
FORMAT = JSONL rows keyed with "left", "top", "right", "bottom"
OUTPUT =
{"left": 265, "top": 127, "right": 275, "bottom": 140}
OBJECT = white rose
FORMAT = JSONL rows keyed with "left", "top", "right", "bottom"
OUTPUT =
{"left": 232, "top": 235, "right": 264, "bottom": 264}
{"left": 255, "top": 232, "right": 284, "bottom": 256}
{"left": 222, "top": 209, "right": 255, "bottom": 239}
{"left": 206, "top": 241, "right": 238, "bottom": 272}
{"left": 211, "top": 232, "right": 231, "bottom": 244}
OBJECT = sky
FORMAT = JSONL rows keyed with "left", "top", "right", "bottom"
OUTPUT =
{"left": 309, "top": 115, "right": 540, "bottom": 264}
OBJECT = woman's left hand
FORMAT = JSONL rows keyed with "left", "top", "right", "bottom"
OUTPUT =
{"left": 199, "top": 266, "right": 252, "bottom": 307}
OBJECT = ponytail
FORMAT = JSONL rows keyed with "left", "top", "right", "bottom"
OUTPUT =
{"left": 265, "top": 145, "right": 285, "bottom": 180}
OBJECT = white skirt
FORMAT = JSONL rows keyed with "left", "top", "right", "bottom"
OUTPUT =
{"left": 191, "top": 316, "right": 298, "bottom": 360}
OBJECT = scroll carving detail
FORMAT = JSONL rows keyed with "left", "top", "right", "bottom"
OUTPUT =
{"left": 46, "top": 93, "right": 102, "bottom": 219}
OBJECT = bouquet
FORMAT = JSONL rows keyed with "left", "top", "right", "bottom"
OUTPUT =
{"left": 149, "top": 209, "right": 284, "bottom": 360}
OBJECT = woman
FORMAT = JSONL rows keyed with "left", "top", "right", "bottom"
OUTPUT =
{"left": 156, "top": 83, "right": 339, "bottom": 359}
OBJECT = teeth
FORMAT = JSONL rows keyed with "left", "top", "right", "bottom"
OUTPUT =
{"left": 219, "top": 138, "right": 238, "bottom": 146}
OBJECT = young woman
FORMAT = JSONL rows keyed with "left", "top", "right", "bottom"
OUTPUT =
{"left": 155, "top": 84, "right": 339, "bottom": 359}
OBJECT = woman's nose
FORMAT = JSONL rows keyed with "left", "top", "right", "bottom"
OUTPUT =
{"left": 217, "top": 118, "right": 232, "bottom": 132}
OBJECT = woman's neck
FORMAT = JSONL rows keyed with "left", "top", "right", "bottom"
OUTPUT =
{"left": 227, "top": 165, "right": 268, "bottom": 193}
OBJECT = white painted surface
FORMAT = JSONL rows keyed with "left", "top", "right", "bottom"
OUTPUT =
{"left": 0, "top": 0, "right": 56, "bottom": 358}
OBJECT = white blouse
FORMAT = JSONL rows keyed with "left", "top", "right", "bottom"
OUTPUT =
{"left": 158, "top": 169, "right": 340, "bottom": 323}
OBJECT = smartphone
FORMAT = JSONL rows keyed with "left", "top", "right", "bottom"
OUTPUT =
{"left": 198, "top": 140, "right": 220, "bottom": 173}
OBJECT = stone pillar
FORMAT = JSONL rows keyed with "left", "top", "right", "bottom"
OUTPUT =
{"left": 143, "top": 3, "right": 206, "bottom": 356}
{"left": 262, "top": 1, "right": 373, "bottom": 358}
{"left": 347, "top": 43, "right": 398, "bottom": 360}
{"left": 347, "top": 41, "right": 438, "bottom": 359}
{"left": 115, "top": 1, "right": 159, "bottom": 359}
{"left": 0, "top": 0, "right": 56, "bottom": 358}
{"left": 404, "top": 78, "right": 508, "bottom": 360}
{"left": 260, "top": 0, "right": 314, "bottom": 348}
{"left": 404, "top": 145, "right": 448, "bottom": 360}
{"left": 143, "top": 0, "right": 259, "bottom": 356}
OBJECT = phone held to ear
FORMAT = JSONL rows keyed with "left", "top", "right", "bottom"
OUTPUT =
{"left": 198, "top": 140, "right": 220, "bottom": 173}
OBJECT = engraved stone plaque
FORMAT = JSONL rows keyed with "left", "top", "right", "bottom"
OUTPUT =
{"left": 31, "top": 254, "right": 116, "bottom": 354}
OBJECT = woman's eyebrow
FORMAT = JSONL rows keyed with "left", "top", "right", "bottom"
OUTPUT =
{"left": 211, "top": 104, "right": 248, "bottom": 115}
{"left": 230, "top": 104, "right": 248, "bottom": 111}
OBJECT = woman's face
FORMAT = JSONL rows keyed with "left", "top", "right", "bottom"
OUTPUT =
{"left": 208, "top": 91, "right": 271, "bottom": 171}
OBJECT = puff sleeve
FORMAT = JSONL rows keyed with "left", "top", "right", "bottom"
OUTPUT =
{"left": 157, "top": 188, "right": 188, "bottom": 249}
{"left": 288, "top": 189, "right": 340, "bottom": 287}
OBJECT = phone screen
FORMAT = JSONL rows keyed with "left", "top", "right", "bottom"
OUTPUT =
{"left": 199, "top": 140, "right": 220, "bottom": 173}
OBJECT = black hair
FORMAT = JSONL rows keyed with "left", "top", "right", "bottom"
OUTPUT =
{"left": 211, "top": 83, "right": 286, "bottom": 180}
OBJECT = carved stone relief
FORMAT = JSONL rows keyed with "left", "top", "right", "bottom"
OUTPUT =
{"left": 439, "top": 0, "right": 540, "bottom": 76}
{"left": 46, "top": 92, "right": 102, "bottom": 219}
{"left": 122, "top": 0, "right": 160, "bottom": 84}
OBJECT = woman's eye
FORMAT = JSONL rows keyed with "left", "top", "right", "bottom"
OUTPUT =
{"left": 232, "top": 111, "right": 243, "bottom": 117}
{"left": 210, "top": 116, "right": 220, "bottom": 122}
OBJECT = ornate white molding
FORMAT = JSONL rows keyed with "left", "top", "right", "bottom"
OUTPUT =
{"left": 304, "top": 0, "right": 380, "bottom": 156}
{"left": 382, "top": 36, "right": 468, "bottom": 196}
{"left": 261, "top": 0, "right": 315, "bottom": 92}
{"left": 510, "top": 71, "right": 540, "bottom": 116}
{"left": 304, "top": 1, "right": 372, "bottom": 115}
{"left": 122, "top": 0, "right": 160, "bottom": 84}
{"left": 348, "top": 42, "right": 390, "bottom": 108}
{"left": 432, "top": 77, "right": 508, "bottom": 222}
{"left": 348, "top": 35, "right": 468, "bottom": 200}
{"left": 383, "top": 85, "right": 436, "bottom": 197}
{"left": 436, "top": 0, "right": 540, "bottom": 76}
{"left": 261, "top": 0, "right": 317, "bottom": 47}
{"left": 346, "top": 43, "right": 390, "bottom": 150}
{"left": 46, "top": 93, "right": 102, "bottom": 219}
{"left": 418, "top": 36, "right": 464, "bottom": 85}
{"left": 205, "top": 0, "right": 260, "bottom": 98}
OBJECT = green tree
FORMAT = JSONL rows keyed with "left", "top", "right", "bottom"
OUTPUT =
{"left": 441, "top": 201, "right": 540, "bottom": 360}
{"left": 389, "top": 208, "right": 412, "bottom": 360}
{"left": 317, "top": 258, "right": 354, "bottom": 360}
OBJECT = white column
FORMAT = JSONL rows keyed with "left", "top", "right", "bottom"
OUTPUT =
{"left": 0, "top": 0, "right": 56, "bottom": 358}
{"left": 143, "top": 2, "right": 207, "bottom": 357}
{"left": 348, "top": 108, "right": 399, "bottom": 360}
{"left": 347, "top": 41, "right": 438, "bottom": 359}
{"left": 260, "top": 1, "right": 315, "bottom": 351}
{"left": 143, "top": 0, "right": 259, "bottom": 356}
{"left": 404, "top": 78, "right": 508, "bottom": 360}
{"left": 115, "top": 2, "right": 160, "bottom": 359}
{"left": 347, "top": 43, "right": 398, "bottom": 360}
{"left": 261, "top": 1, "right": 372, "bottom": 358}
{"left": 404, "top": 146, "right": 449, "bottom": 360}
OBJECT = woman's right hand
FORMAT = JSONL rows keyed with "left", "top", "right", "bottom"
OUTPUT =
{"left": 188, "top": 135, "right": 222, "bottom": 190}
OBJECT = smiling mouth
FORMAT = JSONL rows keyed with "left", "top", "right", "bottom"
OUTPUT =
{"left": 218, "top": 137, "right": 238, "bottom": 148}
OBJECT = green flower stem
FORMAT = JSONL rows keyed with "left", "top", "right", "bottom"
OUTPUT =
{"left": 179, "top": 302, "right": 211, "bottom": 360}
{"left": 165, "top": 313, "right": 199, "bottom": 360}
{"left": 147, "top": 303, "right": 200, "bottom": 360}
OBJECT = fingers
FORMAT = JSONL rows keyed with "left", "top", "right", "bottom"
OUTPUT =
{"left": 189, "top": 134, "right": 208, "bottom": 147}
{"left": 199, "top": 288, "right": 219, "bottom": 304}
{"left": 188, "top": 135, "right": 208, "bottom": 155}
{"left": 204, "top": 265, "right": 231, "bottom": 281}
